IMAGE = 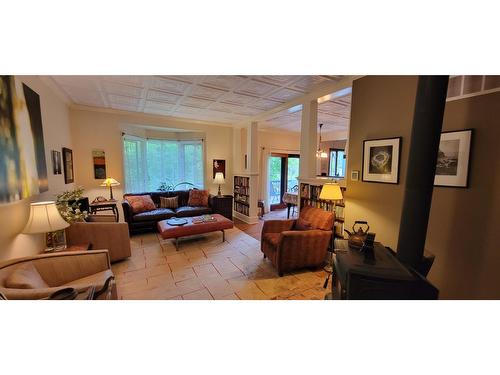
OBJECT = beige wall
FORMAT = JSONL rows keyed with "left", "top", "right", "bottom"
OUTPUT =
{"left": 0, "top": 76, "right": 73, "bottom": 261}
{"left": 345, "top": 76, "right": 418, "bottom": 248}
{"left": 426, "top": 91, "right": 500, "bottom": 299}
{"left": 346, "top": 75, "right": 500, "bottom": 299}
{"left": 69, "top": 108, "right": 234, "bottom": 221}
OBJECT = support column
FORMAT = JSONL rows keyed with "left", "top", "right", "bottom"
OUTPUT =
{"left": 247, "top": 122, "right": 259, "bottom": 174}
{"left": 299, "top": 99, "right": 318, "bottom": 178}
{"left": 397, "top": 76, "right": 449, "bottom": 269}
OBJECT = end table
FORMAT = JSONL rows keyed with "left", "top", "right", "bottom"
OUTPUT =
{"left": 89, "top": 200, "right": 119, "bottom": 222}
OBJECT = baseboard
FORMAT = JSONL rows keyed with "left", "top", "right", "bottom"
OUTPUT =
{"left": 233, "top": 211, "right": 259, "bottom": 224}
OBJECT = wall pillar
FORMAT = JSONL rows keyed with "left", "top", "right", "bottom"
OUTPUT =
{"left": 299, "top": 99, "right": 318, "bottom": 178}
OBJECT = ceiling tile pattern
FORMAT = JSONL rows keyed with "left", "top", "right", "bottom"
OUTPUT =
{"left": 51, "top": 75, "right": 347, "bottom": 131}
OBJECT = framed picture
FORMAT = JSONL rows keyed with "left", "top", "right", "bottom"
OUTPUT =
{"left": 434, "top": 129, "right": 473, "bottom": 187}
{"left": 51, "top": 150, "right": 62, "bottom": 175}
{"left": 62, "top": 147, "right": 74, "bottom": 184}
{"left": 92, "top": 150, "right": 106, "bottom": 179}
{"left": 0, "top": 77, "right": 48, "bottom": 203}
{"left": 362, "top": 137, "right": 402, "bottom": 184}
{"left": 213, "top": 159, "right": 225, "bottom": 178}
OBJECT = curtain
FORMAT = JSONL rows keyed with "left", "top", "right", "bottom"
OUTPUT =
{"left": 123, "top": 135, "right": 204, "bottom": 193}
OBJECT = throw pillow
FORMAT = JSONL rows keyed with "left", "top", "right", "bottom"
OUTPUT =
{"left": 187, "top": 189, "right": 209, "bottom": 207}
{"left": 160, "top": 196, "right": 178, "bottom": 209}
{"left": 5, "top": 262, "right": 49, "bottom": 289}
{"left": 125, "top": 195, "right": 156, "bottom": 214}
{"left": 295, "top": 218, "right": 313, "bottom": 231}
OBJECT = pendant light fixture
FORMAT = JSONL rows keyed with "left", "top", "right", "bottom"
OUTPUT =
{"left": 316, "top": 123, "right": 328, "bottom": 158}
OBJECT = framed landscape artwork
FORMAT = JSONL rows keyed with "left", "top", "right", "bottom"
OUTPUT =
{"left": 0, "top": 76, "right": 48, "bottom": 203}
{"left": 434, "top": 129, "right": 473, "bottom": 187}
{"left": 362, "top": 137, "right": 401, "bottom": 184}
{"left": 213, "top": 159, "right": 225, "bottom": 178}
{"left": 62, "top": 147, "right": 74, "bottom": 184}
{"left": 92, "top": 150, "right": 106, "bottom": 179}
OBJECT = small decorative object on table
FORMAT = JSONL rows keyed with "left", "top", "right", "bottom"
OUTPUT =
{"left": 192, "top": 215, "right": 217, "bottom": 224}
{"left": 361, "top": 232, "right": 376, "bottom": 264}
{"left": 166, "top": 218, "right": 188, "bottom": 226}
{"left": 344, "top": 221, "right": 370, "bottom": 250}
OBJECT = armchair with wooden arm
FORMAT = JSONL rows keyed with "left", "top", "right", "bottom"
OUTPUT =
{"left": 261, "top": 205, "right": 334, "bottom": 276}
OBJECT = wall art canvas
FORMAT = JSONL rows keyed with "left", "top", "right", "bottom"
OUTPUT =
{"left": 92, "top": 150, "right": 106, "bottom": 179}
{"left": 213, "top": 159, "right": 225, "bottom": 178}
{"left": 0, "top": 76, "right": 48, "bottom": 203}
{"left": 434, "top": 129, "right": 472, "bottom": 187}
{"left": 52, "top": 150, "right": 62, "bottom": 175}
{"left": 62, "top": 147, "right": 74, "bottom": 184}
{"left": 362, "top": 137, "right": 401, "bottom": 184}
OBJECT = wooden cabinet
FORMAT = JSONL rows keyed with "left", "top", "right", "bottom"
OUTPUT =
{"left": 212, "top": 195, "right": 233, "bottom": 220}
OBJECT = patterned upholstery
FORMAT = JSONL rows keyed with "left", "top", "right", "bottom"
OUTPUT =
{"left": 261, "top": 206, "right": 334, "bottom": 276}
{"left": 124, "top": 195, "right": 156, "bottom": 214}
{"left": 160, "top": 196, "right": 178, "bottom": 209}
{"left": 187, "top": 189, "right": 209, "bottom": 207}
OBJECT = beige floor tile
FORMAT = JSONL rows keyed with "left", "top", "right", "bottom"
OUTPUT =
{"left": 115, "top": 268, "right": 148, "bottom": 283}
{"left": 214, "top": 293, "right": 240, "bottom": 300}
{"left": 147, "top": 273, "right": 175, "bottom": 288}
{"left": 146, "top": 256, "right": 168, "bottom": 268}
{"left": 166, "top": 253, "right": 188, "bottom": 264}
{"left": 201, "top": 277, "right": 234, "bottom": 299}
{"left": 193, "top": 263, "right": 217, "bottom": 277}
{"left": 176, "top": 277, "right": 205, "bottom": 295}
{"left": 182, "top": 288, "right": 214, "bottom": 300}
{"left": 236, "top": 285, "right": 269, "bottom": 300}
{"left": 172, "top": 267, "right": 196, "bottom": 282}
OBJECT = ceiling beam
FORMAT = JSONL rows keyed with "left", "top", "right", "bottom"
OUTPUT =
{"left": 239, "top": 75, "right": 363, "bottom": 125}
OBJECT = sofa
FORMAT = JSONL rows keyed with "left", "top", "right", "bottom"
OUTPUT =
{"left": 261, "top": 205, "right": 334, "bottom": 276}
{"left": 66, "top": 222, "right": 132, "bottom": 262}
{"left": 0, "top": 250, "right": 117, "bottom": 300}
{"left": 122, "top": 190, "right": 216, "bottom": 234}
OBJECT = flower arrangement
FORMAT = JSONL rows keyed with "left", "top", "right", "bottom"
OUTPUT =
{"left": 55, "top": 186, "right": 88, "bottom": 223}
{"left": 158, "top": 180, "right": 195, "bottom": 192}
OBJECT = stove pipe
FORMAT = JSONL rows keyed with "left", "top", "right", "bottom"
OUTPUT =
{"left": 396, "top": 76, "right": 449, "bottom": 270}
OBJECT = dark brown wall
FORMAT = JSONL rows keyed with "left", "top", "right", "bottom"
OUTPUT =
{"left": 347, "top": 75, "right": 500, "bottom": 299}
{"left": 427, "top": 91, "right": 500, "bottom": 299}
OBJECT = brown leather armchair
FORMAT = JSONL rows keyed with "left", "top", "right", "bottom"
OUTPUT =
{"left": 0, "top": 250, "right": 117, "bottom": 300}
{"left": 261, "top": 205, "right": 334, "bottom": 276}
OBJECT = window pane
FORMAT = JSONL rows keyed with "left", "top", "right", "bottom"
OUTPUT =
{"left": 336, "top": 151, "right": 346, "bottom": 177}
{"left": 287, "top": 157, "right": 300, "bottom": 192}
{"left": 329, "top": 151, "right": 336, "bottom": 176}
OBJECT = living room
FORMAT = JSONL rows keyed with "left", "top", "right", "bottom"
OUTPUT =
{"left": 2, "top": 1, "right": 499, "bottom": 374}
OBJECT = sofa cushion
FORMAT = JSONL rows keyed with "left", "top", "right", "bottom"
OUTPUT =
{"left": 175, "top": 206, "right": 212, "bottom": 217}
{"left": 133, "top": 208, "right": 175, "bottom": 222}
{"left": 299, "top": 205, "right": 334, "bottom": 231}
{"left": 125, "top": 195, "right": 156, "bottom": 214}
{"left": 187, "top": 189, "right": 209, "bottom": 207}
{"left": 5, "top": 262, "right": 49, "bottom": 289}
{"left": 262, "top": 233, "right": 281, "bottom": 248}
{"left": 160, "top": 196, "right": 178, "bottom": 209}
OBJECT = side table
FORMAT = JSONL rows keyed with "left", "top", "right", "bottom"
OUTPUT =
{"left": 89, "top": 200, "right": 119, "bottom": 222}
{"left": 211, "top": 195, "right": 233, "bottom": 220}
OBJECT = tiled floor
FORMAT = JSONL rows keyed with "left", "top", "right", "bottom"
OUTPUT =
{"left": 233, "top": 207, "right": 295, "bottom": 241}
{"left": 112, "top": 217, "right": 327, "bottom": 300}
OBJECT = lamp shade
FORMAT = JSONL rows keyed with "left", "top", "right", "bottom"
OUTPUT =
{"left": 319, "top": 183, "right": 343, "bottom": 201}
{"left": 100, "top": 178, "right": 120, "bottom": 187}
{"left": 22, "top": 201, "right": 70, "bottom": 234}
{"left": 213, "top": 172, "right": 225, "bottom": 184}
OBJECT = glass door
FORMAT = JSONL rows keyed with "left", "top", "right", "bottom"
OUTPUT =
{"left": 269, "top": 153, "right": 300, "bottom": 210}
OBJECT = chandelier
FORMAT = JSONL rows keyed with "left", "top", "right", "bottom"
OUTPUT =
{"left": 316, "top": 123, "right": 328, "bottom": 158}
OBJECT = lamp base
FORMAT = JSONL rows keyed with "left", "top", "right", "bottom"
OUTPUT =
{"left": 217, "top": 185, "right": 222, "bottom": 197}
{"left": 45, "top": 231, "right": 67, "bottom": 252}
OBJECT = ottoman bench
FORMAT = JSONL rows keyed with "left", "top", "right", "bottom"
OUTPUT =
{"left": 157, "top": 214, "right": 234, "bottom": 250}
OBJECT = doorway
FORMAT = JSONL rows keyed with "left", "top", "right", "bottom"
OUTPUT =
{"left": 269, "top": 153, "right": 300, "bottom": 210}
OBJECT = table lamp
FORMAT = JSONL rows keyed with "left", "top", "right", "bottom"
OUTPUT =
{"left": 213, "top": 172, "right": 225, "bottom": 197}
{"left": 23, "top": 201, "right": 70, "bottom": 252}
{"left": 319, "top": 183, "right": 343, "bottom": 278}
{"left": 100, "top": 177, "right": 120, "bottom": 200}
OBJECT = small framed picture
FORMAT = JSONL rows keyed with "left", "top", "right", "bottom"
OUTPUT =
{"left": 213, "top": 159, "right": 225, "bottom": 178}
{"left": 62, "top": 147, "right": 74, "bottom": 184}
{"left": 51, "top": 150, "right": 62, "bottom": 175}
{"left": 92, "top": 150, "right": 106, "bottom": 179}
{"left": 362, "top": 137, "right": 402, "bottom": 184}
{"left": 351, "top": 170, "right": 359, "bottom": 181}
{"left": 434, "top": 129, "right": 473, "bottom": 187}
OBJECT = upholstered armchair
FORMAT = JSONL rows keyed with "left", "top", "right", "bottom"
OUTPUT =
{"left": 261, "top": 205, "right": 334, "bottom": 276}
{"left": 0, "top": 250, "right": 117, "bottom": 300}
{"left": 66, "top": 222, "right": 131, "bottom": 263}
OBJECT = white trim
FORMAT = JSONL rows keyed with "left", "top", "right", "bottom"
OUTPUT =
{"left": 446, "top": 86, "right": 500, "bottom": 102}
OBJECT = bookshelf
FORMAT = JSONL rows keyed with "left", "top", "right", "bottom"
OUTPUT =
{"left": 233, "top": 175, "right": 250, "bottom": 216}
{"left": 299, "top": 182, "right": 346, "bottom": 239}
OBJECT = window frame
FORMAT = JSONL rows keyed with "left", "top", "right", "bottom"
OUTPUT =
{"left": 328, "top": 148, "right": 346, "bottom": 178}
